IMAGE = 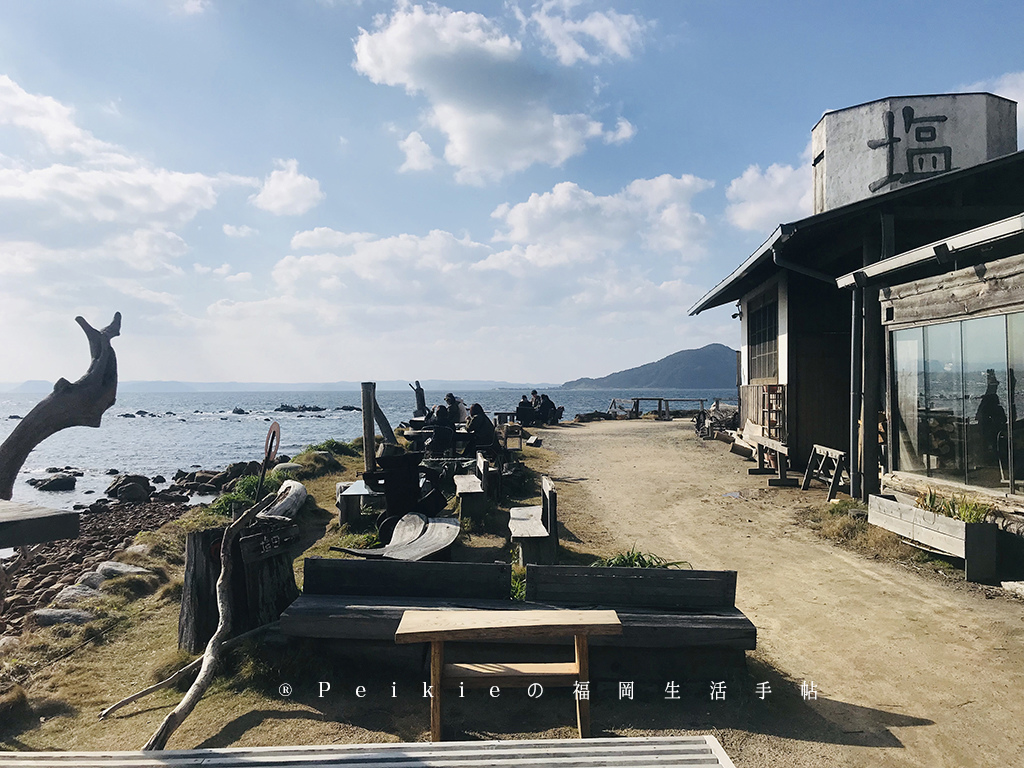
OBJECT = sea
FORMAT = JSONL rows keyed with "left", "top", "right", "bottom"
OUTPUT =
{"left": 0, "top": 387, "right": 735, "bottom": 555}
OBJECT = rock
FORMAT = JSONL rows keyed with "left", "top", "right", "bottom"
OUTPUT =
{"left": 45, "top": 466, "right": 62, "bottom": 474}
{"left": 76, "top": 572, "right": 104, "bottom": 589}
{"left": 136, "top": 410, "right": 149, "bottom": 416}
{"left": 105, "top": 468, "right": 120, "bottom": 475}
{"left": 125, "top": 543, "right": 151, "bottom": 556}
{"left": 28, "top": 608, "right": 94, "bottom": 627}
{"left": 192, "top": 483, "right": 219, "bottom": 496}
{"left": 96, "top": 561, "right": 151, "bottom": 579}
{"left": 0, "top": 636, "right": 20, "bottom": 653}
{"left": 7, "top": 414, "right": 21, "bottom": 419}
{"left": 106, "top": 474, "right": 154, "bottom": 498}
{"left": 173, "top": 469, "right": 188, "bottom": 482}
{"left": 36, "top": 563, "right": 63, "bottom": 575}
{"left": 118, "top": 413, "right": 136, "bottom": 418}
{"left": 53, "top": 584, "right": 101, "bottom": 605}
{"left": 34, "top": 473, "right": 76, "bottom": 491}
{"left": 273, "top": 462, "right": 303, "bottom": 473}
{"left": 116, "top": 483, "right": 150, "bottom": 504}
{"left": 273, "top": 456, "right": 290, "bottom": 466}
{"left": 232, "top": 407, "right": 247, "bottom": 415}
{"left": 38, "top": 576, "right": 58, "bottom": 589}
{"left": 152, "top": 475, "right": 166, "bottom": 484}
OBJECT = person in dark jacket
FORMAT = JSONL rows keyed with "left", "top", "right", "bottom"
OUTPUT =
{"left": 465, "top": 403, "right": 496, "bottom": 455}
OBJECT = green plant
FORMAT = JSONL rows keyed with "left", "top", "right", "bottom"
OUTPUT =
{"left": 305, "top": 438, "right": 360, "bottom": 457}
{"left": 591, "top": 546, "right": 690, "bottom": 569}
{"left": 916, "top": 490, "right": 993, "bottom": 523}
{"left": 510, "top": 565, "right": 526, "bottom": 601}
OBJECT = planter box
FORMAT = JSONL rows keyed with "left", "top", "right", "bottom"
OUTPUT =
{"left": 867, "top": 495, "right": 998, "bottom": 582}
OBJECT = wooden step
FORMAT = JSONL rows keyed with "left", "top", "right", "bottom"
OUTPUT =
{"left": 444, "top": 660, "right": 580, "bottom": 687}
{"left": 0, "top": 735, "right": 736, "bottom": 766}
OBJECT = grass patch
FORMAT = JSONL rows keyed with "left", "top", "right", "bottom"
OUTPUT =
{"left": 916, "top": 489, "right": 995, "bottom": 523}
{"left": 591, "top": 546, "right": 691, "bottom": 568}
{"left": 101, "top": 573, "right": 163, "bottom": 600}
{"left": 304, "top": 437, "right": 360, "bottom": 457}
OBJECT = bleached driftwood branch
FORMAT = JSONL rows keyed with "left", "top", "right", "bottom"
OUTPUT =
{"left": 0, "top": 313, "right": 121, "bottom": 501}
{"left": 141, "top": 480, "right": 306, "bottom": 750}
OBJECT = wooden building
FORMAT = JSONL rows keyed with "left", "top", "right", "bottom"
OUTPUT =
{"left": 690, "top": 94, "right": 1024, "bottom": 502}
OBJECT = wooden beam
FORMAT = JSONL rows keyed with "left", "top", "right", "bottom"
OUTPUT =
{"left": 0, "top": 501, "right": 79, "bottom": 548}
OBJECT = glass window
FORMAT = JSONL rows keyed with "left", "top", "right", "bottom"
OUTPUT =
{"left": 748, "top": 288, "right": 778, "bottom": 382}
{"left": 921, "top": 322, "right": 965, "bottom": 483}
{"left": 962, "top": 316, "right": 1010, "bottom": 489}
{"left": 1007, "top": 313, "right": 1024, "bottom": 494}
{"left": 892, "top": 328, "right": 924, "bottom": 472}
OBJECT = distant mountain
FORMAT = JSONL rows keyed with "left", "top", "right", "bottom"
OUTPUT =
{"left": 111, "top": 380, "right": 556, "bottom": 393}
{"left": 10, "top": 380, "right": 53, "bottom": 393}
{"left": 561, "top": 344, "right": 738, "bottom": 389}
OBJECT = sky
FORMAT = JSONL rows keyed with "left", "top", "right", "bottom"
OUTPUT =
{"left": 1, "top": 0, "right": 1023, "bottom": 385}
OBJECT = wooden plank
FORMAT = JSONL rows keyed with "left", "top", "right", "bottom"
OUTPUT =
{"left": 453, "top": 475, "right": 484, "bottom": 495}
{"left": 431, "top": 641, "right": 443, "bottom": 742}
{"left": 525, "top": 566, "right": 737, "bottom": 610}
{"left": 394, "top": 609, "right": 621, "bottom": 644}
{"left": 868, "top": 495, "right": 966, "bottom": 557}
{"left": 509, "top": 505, "right": 546, "bottom": 538}
{"left": 239, "top": 524, "right": 300, "bottom": 565}
{"left": 575, "top": 634, "right": 590, "bottom": 738}
{"left": 302, "top": 559, "right": 510, "bottom": 599}
{"left": 382, "top": 518, "right": 460, "bottom": 561}
{"left": 337, "top": 513, "right": 428, "bottom": 558}
{"left": 0, "top": 735, "right": 736, "bottom": 767}
{"left": 444, "top": 661, "right": 580, "bottom": 687}
{"left": 0, "top": 500, "right": 79, "bottom": 548}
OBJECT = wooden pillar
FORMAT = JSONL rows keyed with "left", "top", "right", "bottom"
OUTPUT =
{"left": 849, "top": 287, "right": 863, "bottom": 500}
{"left": 860, "top": 214, "right": 892, "bottom": 501}
{"left": 430, "top": 640, "right": 444, "bottom": 742}
{"left": 361, "top": 382, "right": 376, "bottom": 475}
{"left": 574, "top": 634, "right": 590, "bottom": 738}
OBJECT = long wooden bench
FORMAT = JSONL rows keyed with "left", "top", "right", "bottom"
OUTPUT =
{"left": 508, "top": 476, "right": 558, "bottom": 565}
{"left": 525, "top": 565, "right": 757, "bottom": 651}
{"left": 742, "top": 420, "right": 798, "bottom": 487}
{"left": 0, "top": 736, "right": 737, "bottom": 767}
{"left": 280, "top": 559, "right": 515, "bottom": 640}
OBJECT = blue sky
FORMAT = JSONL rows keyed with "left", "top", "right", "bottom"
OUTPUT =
{"left": 1, "top": 0, "right": 1022, "bottom": 384}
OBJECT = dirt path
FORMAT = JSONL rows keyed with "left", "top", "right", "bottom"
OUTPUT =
{"left": 540, "top": 419, "right": 1024, "bottom": 768}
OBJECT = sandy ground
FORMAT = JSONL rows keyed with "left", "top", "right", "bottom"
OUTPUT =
{"left": 539, "top": 418, "right": 1024, "bottom": 768}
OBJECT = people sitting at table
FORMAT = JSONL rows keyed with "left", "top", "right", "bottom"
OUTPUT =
{"left": 516, "top": 395, "right": 537, "bottom": 426}
{"left": 530, "top": 389, "right": 542, "bottom": 409}
{"left": 424, "top": 405, "right": 455, "bottom": 456}
{"left": 537, "top": 393, "right": 564, "bottom": 425}
{"left": 444, "top": 392, "right": 468, "bottom": 423}
{"left": 464, "top": 403, "right": 496, "bottom": 456}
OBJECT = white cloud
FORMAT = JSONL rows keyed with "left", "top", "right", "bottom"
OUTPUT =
{"left": 725, "top": 161, "right": 813, "bottom": 232}
{"left": 225, "top": 271, "right": 252, "bottom": 282}
{"left": 172, "top": 0, "right": 211, "bottom": 15}
{"left": 962, "top": 71, "right": 1024, "bottom": 145}
{"left": 398, "top": 130, "right": 438, "bottom": 171}
{"left": 353, "top": 3, "right": 634, "bottom": 183}
{"left": 290, "top": 227, "right": 375, "bottom": 250}
{"left": 223, "top": 224, "right": 258, "bottom": 237}
{"left": 484, "top": 173, "right": 714, "bottom": 271}
{"left": 603, "top": 117, "right": 636, "bottom": 144}
{"left": 249, "top": 158, "right": 325, "bottom": 216}
{"left": 528, "top": 0, "right": 650, "bottom": 66}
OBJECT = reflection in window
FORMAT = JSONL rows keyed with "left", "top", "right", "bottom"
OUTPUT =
{"left": 1009, "top": 314, "right": 1024, "bottom": 494}
{"left": 748, "top": 287, "right": 778, "bottom": 382}
{"left": 963, "top": 316, "right": 1009, "bottom": 489}
{"left": 922, "top": 323, "right": 964, "bottom": 482}
{"left": 892, "top": 328, "right": 924, "bottom": 472}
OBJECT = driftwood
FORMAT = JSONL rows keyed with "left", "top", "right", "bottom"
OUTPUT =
{"left": 99, "top": 621, "right": 278, "bottom": 720}
{"left": 142, "top": 486, "right": 287, "bottom": 751}
{"left": 0, "top": 313, "right": 120, "bottom": 500}
{"left": 0, "top": 313, "right": 120, "bottom": 613}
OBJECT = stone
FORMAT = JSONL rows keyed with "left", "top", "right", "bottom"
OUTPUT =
{"left": 27, "top": 608, "right": 94, "bottom": 627}
{"left": 106, "top": 468, "right": 120, "bottom": 475}
{"left": 273, "top": 462, "right": 303, "bottom": 473}
{"left": 125, "top": 543, "right": 151, "bottom": 556}
{"left": 106, "top": 473, "right": 153, "bottom": 498}
{"left": 95, "top": 561, "right": 151, "bottom": 579}
{"left": 116, "top": 483, "right": 150, "bottom": 504}
{"left": 35, "top": 473, "right": 76, "bottom": 491}
{"left": 76, "top": 572, "right": 104, "bottom": 589}
{"left": 232, "top": 407, "right": 247, "bottom": 415}
{"left": 152, "top": 475, "right": 166, "bottom": 484}
{"left": 53, "top": 584, "right": 102, "bottom": 605}
{"left": 0, "top": 635, "right": 20, "bottom": 653}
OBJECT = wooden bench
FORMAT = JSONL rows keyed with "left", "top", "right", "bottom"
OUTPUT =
{"left": 0, "top": 736, "right": 737, "bottom": 767}
{"left": 0, "top": 500, "right": 79, "bottom": 548}
{"left": 280, "top": 559, "right": 515, "bottom": 641}
{"left": 508, "top": 476, "right": 558, "bottom": 565}
{"left": 524, "top": 565, "right": 756, "bottom": 652}
{"left": 395, "top": 608, "right": 621, "bottom": 741}
{"left": 801, "top": 444, "right": 849, "bottom": 502}
{"left": 335, "top": 512, "right": 461, "bottom": 562}
{"left": 742, "top": 420, "right": 798, "bottom": 487}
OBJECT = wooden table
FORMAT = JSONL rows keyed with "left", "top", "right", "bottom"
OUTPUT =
{"left": 0, "top": 499, "right": 79, "bottom": 549}
{"left": 395, "top": 609, "right": 620, "bottom": 741}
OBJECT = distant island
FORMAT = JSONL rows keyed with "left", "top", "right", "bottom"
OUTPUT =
{"left": 561, "top": 343, "right": 738, "bottom": 389}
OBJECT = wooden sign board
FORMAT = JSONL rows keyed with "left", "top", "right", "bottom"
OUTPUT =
{"left": 239, "top": 524, "right": 300, "bottom": 565}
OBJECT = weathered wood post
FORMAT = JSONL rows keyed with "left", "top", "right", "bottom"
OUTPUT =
{"left": 361, "top": 382, "right": 376, "bottom": 474}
